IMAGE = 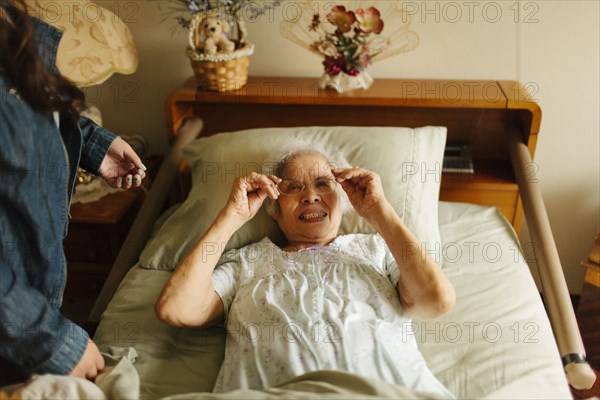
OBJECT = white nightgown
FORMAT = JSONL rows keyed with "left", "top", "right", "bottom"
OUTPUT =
{"left": 211, "top": 234, "right": 453, "bottom": 397}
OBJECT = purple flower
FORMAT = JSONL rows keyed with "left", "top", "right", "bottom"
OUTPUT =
{"left": 188, "top": 0, "right": 200, "bottom": 14}
{"left": 323, "top": 56, "right": 343, "bottom": 76}
{"left": 345, "top": 67, "right": 360, "bottom": 76}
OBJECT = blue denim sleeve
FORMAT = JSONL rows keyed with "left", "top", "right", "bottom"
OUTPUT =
{"left": 1, "top": 81, "right": 90, "bottom": 375}
{"left": 78, "top": 116, "right": 117, "bottom": 175}
{"left": 0, "top": 266, "right": 89, "bottom": 375}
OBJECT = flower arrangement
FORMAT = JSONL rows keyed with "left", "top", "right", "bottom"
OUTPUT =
{"left": 311, "top": 5, "right": 385, "bottom": 77}
{"left": 280, "top": 1, "right": 419, "bottom": 92}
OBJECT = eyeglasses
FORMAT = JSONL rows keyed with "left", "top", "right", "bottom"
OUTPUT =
{"left": 276, "top": 178, "right": 338, "bottom": 196}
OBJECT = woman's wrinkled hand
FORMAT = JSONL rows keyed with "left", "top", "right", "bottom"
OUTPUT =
{"left": 334, "top": 167, "right": 389, "bottom": 222}
{"left": 224, "top": 172, "right": 281, "bottom": 223}
{"left": 98, "top": 137, "right": 146, "bottom": 189}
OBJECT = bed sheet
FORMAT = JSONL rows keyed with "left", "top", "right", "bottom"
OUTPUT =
{"left": 92, "top": 201, "right": 571, "bottom": 399}
{"left": 423, "top": 202, "right": 570, "bottom": 398}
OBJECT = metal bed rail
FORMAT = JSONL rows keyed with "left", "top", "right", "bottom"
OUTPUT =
{"left": 86, "top": 117, "right": 203, "bottom": 333}
{"left": 508, "top": 126, "right": 596, "bottom": 390}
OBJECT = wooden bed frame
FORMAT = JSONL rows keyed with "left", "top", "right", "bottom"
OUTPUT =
{"left": 88, "top": 76, "right": 595, "bottom": 389}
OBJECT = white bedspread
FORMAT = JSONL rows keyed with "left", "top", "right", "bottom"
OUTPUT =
{"left": 424, "top": 202, "right": 570, "bottom": 398}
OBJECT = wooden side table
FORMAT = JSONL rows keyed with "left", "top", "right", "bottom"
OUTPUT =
{"left": 61, "top": 157, "right": 161, "bottom": 325}
{"left": 577, "top": 233, "right": 600, "bottom": 369}
{"left": 61, "top": 189, "right": 144, "bottom": 325}
{"left": 571, "top": 233, "right": 600, "bottom": 398}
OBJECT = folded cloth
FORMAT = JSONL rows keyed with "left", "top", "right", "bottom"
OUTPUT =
{"left": 0, "top": 347, "right": 139, "bottom": 400}
{"left": 95, "top": 347, "right": 140, "bottom": 400}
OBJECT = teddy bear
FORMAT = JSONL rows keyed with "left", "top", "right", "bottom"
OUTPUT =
{"left": 197, "top": 15, "right": 235, "bottom": 55}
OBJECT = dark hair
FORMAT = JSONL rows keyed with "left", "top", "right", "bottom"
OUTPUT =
{"left": 0, "top": 0, "right": 84, "bottom": 118}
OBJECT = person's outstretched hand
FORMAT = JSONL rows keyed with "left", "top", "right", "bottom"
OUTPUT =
{"left": 69, "top": 339, "right": 105, "bottom": 381}
{"left": 98, "top": 137, "right": 146, "bottom": 189}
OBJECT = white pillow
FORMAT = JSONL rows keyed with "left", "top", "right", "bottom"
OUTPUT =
{"left": 139, "top": 126, "right": 446, "bottom": 270}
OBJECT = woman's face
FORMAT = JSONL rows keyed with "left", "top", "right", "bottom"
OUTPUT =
{"left": 274, "top": 152, "right": 342, "bottom": 247}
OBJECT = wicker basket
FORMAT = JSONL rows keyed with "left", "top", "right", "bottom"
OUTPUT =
{"left": 187, "top": 13, "right": 254, "bottom": 92}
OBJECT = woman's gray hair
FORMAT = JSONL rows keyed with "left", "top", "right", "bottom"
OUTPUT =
{"left": 262, "top": 138, "right": 352, "bottom": 218}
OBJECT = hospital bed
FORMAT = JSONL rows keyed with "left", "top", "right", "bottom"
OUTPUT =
{"left": 15, "top": 77, "right": 597, "bottom": 399}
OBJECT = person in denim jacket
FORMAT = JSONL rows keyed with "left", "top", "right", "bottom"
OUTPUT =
{"left": 0, "top": 0, "right": 146, "bottom": 384}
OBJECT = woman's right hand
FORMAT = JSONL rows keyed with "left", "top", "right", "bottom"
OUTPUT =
{"left": 223, "top": 172, "right": 280, "bottom": 223}
{"left": 69, "top": 339, "right": 105, "bottom": 380}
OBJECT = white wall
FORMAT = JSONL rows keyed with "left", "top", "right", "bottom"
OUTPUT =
{"left": 91, "top": 0, "right": 599, "bottom": 294}
{"left": 518, "top": 1, "right": 600, "bottom": 294}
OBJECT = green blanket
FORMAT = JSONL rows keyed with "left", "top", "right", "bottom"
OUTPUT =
{"left": 0, "top": 348, "right": 447, "bottom": 400}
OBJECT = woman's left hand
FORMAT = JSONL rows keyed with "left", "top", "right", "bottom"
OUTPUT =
{"left": 334, "top": 167, "right": 389, "bottom": 222}
{"left": 98, "top": 137, "right": 146, "bottom": 189}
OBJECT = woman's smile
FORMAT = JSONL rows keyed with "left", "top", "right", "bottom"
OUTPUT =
{"left": 298, "top": 210, "right": 328, "bottom": 222}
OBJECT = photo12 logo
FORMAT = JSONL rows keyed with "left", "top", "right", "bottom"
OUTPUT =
{"left": 26, "top": 1, "right": 140, "bottom": 24}
{"left": 225, "top": 321, "right": 341, "bottom": 344}
{"left": 399, "top": 1, "right": 540, "bottom": 24}
{"left": 402, "top": 320, "right": 540, "bottom": 344}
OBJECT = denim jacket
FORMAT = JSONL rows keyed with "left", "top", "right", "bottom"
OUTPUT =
{"left": 0, "top": 19, "right": 116, "bottom": 375}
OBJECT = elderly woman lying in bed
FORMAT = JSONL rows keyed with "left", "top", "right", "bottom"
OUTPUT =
{"left": 155, "top": 145, "right": 456, "bottom": 396}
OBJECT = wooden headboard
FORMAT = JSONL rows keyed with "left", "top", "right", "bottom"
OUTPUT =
{"left": 165, "top": 76, "right": 541, "bottom": 233}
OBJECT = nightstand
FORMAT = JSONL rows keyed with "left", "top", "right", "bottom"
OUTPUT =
{"left": 571, "top": 233, "right": 600, "bottom": 399}
{"left": 60, "top": 156, "right": 161, "bottom": 325}
{"left": 577, "top": 233, "right": 600, "bottom": 369}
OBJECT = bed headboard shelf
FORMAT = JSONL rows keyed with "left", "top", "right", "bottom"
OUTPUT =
{"left": 165, "top": 76, "right": 541, "bottom": 233}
